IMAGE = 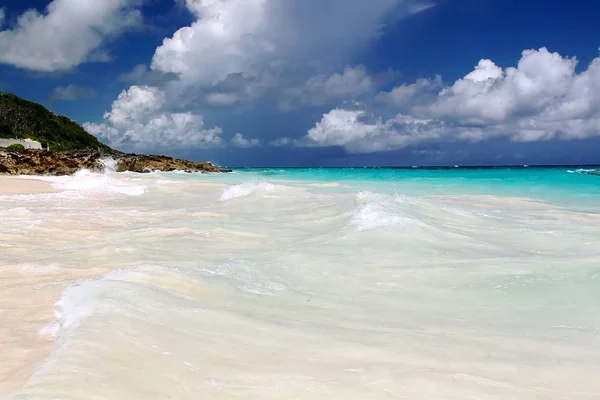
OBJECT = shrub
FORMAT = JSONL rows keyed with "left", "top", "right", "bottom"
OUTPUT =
{"left": 1, "top": 92, "right": 113, "bottom": 152}
{"left": 7, "top": 143, "right": 26, "bottom": 151}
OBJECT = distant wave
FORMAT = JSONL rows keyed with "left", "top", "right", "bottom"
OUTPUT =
{"left": 567, "top": 168, "right": 597, "bottom": 175}
{"left": 308, "top": 182, "right": 344, "bottom": 188}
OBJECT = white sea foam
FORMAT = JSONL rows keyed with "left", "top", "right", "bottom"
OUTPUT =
{"left": 199, "top": 262, "right": 289, "bottom": 296}
{"left": 99, "top": 157, "right": 118, "bottom": 172}
{"left": 38, "top": 271, "right": 125, "bottom": 342}
{"left": 350, "top": 191, "right": 423, "bottom": 231}
{"left": 6, "top": 207, "right": 34, "bottom": 217}
{"left": 308, "top": 182, "right": 344, "bottom": 188}
{"left": 220, "top": 180, "right": 281, "bottom": 201}
{"left": 41, "top": 169, "right": 147, "bottom": 196}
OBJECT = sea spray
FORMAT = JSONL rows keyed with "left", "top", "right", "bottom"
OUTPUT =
{"left": 99, "top": 157, "right": 118, "bottom": 173}
{"left": 38, "top": 167, "right": 147, "bottom": 196}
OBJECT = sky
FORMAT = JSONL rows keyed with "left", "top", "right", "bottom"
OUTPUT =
{"left": 1, "top": 0, "right": 599, "bottom": 167}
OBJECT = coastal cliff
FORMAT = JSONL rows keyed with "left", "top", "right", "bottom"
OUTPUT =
{"left": 0, "top": 92, "right": 230, "bottom": 175}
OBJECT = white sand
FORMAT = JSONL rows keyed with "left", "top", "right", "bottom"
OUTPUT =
{"left": 0, "top": 177, "right": 60, "bottom": 196}
{"left": 0, "top": 266, "right": 105, "bottom": 397}
{"left": 0, "top": 176, "right": 88, "bottom": 397}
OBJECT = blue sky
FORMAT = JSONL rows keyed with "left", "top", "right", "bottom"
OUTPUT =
{"left": 1, "top": 0, "right": 599, "bottom": 166}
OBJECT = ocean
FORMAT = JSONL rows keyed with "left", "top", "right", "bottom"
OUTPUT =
{"left": 1, "top": 165, "right": 600, "bottom": 399}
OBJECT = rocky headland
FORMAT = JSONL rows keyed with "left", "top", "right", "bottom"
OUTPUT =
{"left": 0, "top": 148, "right": 231, "bottom": 175}
{"left": 0, "top": 92, "right": 231, "bottom": 175}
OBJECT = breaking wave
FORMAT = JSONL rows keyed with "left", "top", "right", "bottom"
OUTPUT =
{"left": 220, "top": 181, "right": 283, "bottom": 201}
{"left": 350, "top": 191, "right": 424, "bottom": 231}
{"left": 31, "top": 158, "right": 147, "bottom": 196}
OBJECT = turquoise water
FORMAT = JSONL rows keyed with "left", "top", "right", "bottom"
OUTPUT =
{"left": 205, "top": 166, "right": 600, "bottom": 210}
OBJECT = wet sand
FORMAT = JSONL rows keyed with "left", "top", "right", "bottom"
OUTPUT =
{"left": 0, "top": 266, "right": 105, "bottom": 397}
{"left": 0, "top": 178, "right": 88, "bottom": 397}
{"left": 0, "top": 177, "right": 59, "bottom": 196}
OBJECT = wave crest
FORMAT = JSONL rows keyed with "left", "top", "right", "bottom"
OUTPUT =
{"left": 220, "top": 181, "right": 281, "bottom": 201}
{"left": 38, "top": 166, "right": 147, "bottom": 197}
{"left": 350, "top": 191, "right": 424, "bottom": 231}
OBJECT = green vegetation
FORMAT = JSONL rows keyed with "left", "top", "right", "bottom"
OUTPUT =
{"left": 6, "top": 143, "right": 26, "bottom": 151}
{"left": 0, "top": 92, "right": 112, "bottom": 152}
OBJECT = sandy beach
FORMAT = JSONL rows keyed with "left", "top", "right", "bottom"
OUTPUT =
{"left": 0, "top": 266, "right": 105, "bottom": 397}
{"left": 0, "top": 177, "right": 92, "bottom": 397}
{"left": 0, "top": 177, "right": 60, "bottom": 196}
{"left": 1, "top": 170, "right": 599, "bottom": 399}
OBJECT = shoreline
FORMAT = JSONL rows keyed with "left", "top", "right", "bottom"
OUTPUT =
{"left": 0, "top": 176, "right": 60, "bottom": 196}
{"left": 0, "top": 178, "right": 100, "bottom": 397}
{"left": 0, "top": 266, "right": 105, "bottom": 397}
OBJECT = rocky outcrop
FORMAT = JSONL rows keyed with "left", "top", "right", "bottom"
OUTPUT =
{"left": 0, "top": 93, "right": 230, "bottom": 176}
{"left": 0, "top": 149, "right": 231, "bottom": 175}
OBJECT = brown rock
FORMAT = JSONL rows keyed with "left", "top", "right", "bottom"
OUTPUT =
{"left": 0, "top": 149, "right": 231, "bottom": 176}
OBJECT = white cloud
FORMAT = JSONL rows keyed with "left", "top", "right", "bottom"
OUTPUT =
{"left": 375, "top": 76, "right": 442, "bottom": 109}
{"left": 83, "top": 86, "right": 224, "bottom": 150}
{"left": 151, "top": 0, "right": 271, "bottom": 85}
{"left": 231, "top": 133, "right": 260, "bottom": 148}
{"left": 0, "top": 0, "right": 142, "bottom": 71}
{"left": 283, "top": 66, "right": 374, "bottom": 108}
{"left": 303, "top": 48, "right": 600, "bottom": 153}
{"left": 87, "top": 0, "right": 432, "bottom": 150}
{"left": 305, "top": 108, "right": 444, "bottom": 153}
{"left": 205, "top": 92, "right": 243, "bottom": 107}
{"left": 269, "top": 137, "right": 294, "bottom": 147}
{"left": 118, "top": 64, "right": 151, "bottom": 82}
{"left": 151, "top": 0, "right": 430, "bottom": 86}
{"left": 50, "top": 84, "right": 97, "bottom": 101}
{"left": 0, "top": 8, "right": 5, "bottom": 29}
{"left": 429, "top": 48, "right": 579, "bottom": 123}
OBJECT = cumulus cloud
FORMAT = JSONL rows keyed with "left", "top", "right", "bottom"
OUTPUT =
{"left": 304, "top": 47, "right": 600, "bottom": 153}
{"left": 151, "top": 0, "right": 428, "bottom": 86}
{"left": 375, "top": 76, "right": 442, "bottom": 109}
{"left": 118, "top": 63, "right": 179, "bottom": 86}
{"left": 86, "top": 0, "right": 432, "bottom": 150}
{"left": 151, "top": 0, "right": 270, "bottom": 85}
{"left": 50, "top": 84, "right": 97, "bottom": 101}
{"left": 0, "top": 0, "right": 142, "bottom": 71}
{"left": 282, "top": 66, "right": 374, "bottom": 108}
{"left": 428, "top": 48, "right": 578, "bottom": 123}
{"left": 231, "top": 133, "right": 261, "bottom": 148}
{"left": 83, "top": 86, "right": 223, "bottom": 150}
{"left": 118, "top": 64, "right": 153, "bottom": 83}
{"left": 269, "top": 137, "right": 294, "bottom": 147}
{"left": 305, "top": 108, "right": 444, "bottom": 153}
{"left": 206, "top": 92, "right": 243, "bottom": 107}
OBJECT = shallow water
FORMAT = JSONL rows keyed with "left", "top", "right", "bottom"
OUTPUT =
{"left": 1, "top": 167, "right": 600, "bottom": 399}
